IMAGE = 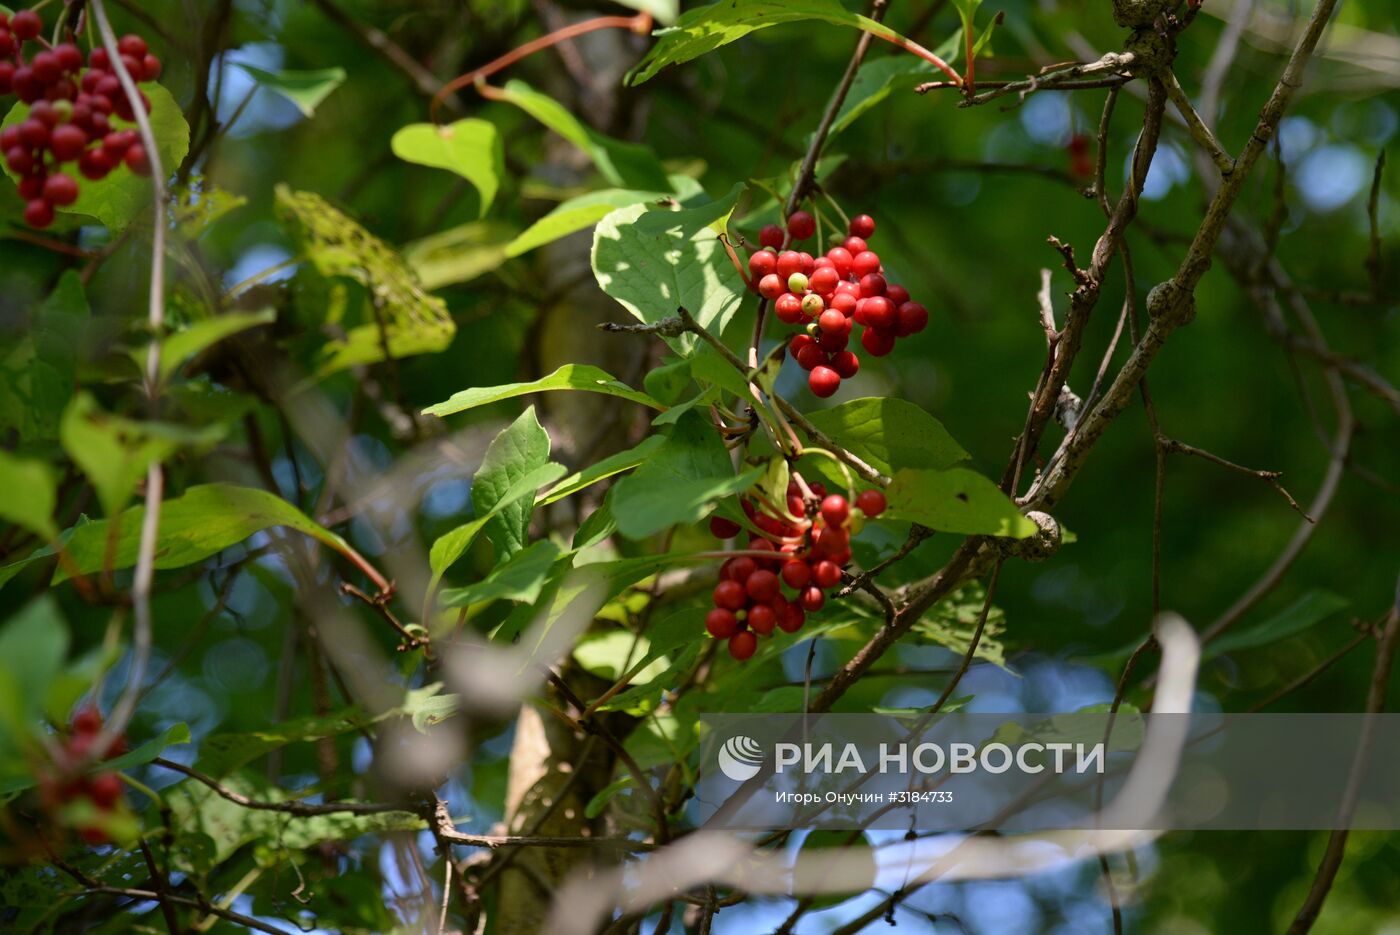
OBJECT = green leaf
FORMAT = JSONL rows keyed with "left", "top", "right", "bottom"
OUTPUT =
{"left": 884, "top": 467, "right": 1037, "bottom": 538}
{"left": 403, "top": 220, "right": 516, "bottom": 290}
{"left": 233, "top": 63, "right": 347, "bottom": 117}
{"left": 909, "top": 582, "right": 1007, "bottom": 667}
{"left": 584, "top": 775, "right": 633, "bottom": 819}
{"left": 275, "top": 186, "right": 455, "bottom": 379}
{"left": 616, "top": 0, "right": 679, "bottom": 25}
{"left": 424, "top": 364, "right": 663, "bottom": 418}
{"left": 440, "top": 540, "right": 563, "bottom": 608}
{"left": 629, "top": 0, "right": 908, "bottom": 85}
{"left": 804, "top": 397, "right": 969, "bottom": 478}
{"left": 1207, "top": 590, "right": 1351, "bottom": 659}
{"left": 2, "top": 81, "right": 190, "bottom": 231}
{"left": 165, "top": 771, "right": 423, "bottom": 873}
{"left": 971, "top": 11, "right": 1004, "bottom": 59}
{"left": 496, "top": 80, "right": 670, "bottom": 190}
{"left": 0, "top": 483, "right": 374, "bottom": 590}
{"left": 60, "top": 393, "right": 224, "bottom": 518}
{"left": 475, "top": 407, "right": 552, "bottom": 560}
{"left": 0, "top": 270, "right": 90, "bottom": 443}
{"left": 592, "top": 184, "right": 747, "bottom": 354}
{"left": 195, "top": 709, "right": 378, "bottom": 779}
{"left": 507, "top": 188, "right": 670, "bottom": 258}
{"left": 831, "top": 55, "right": 937, "bottom": 137}
{"left": 573, "top": 629, "right": 669, "bottom": 684}
{"left": 0, "top": 597, "right": 68, "bottom": 745}
{"left": 537, "top": 435, "right": 666, "bottom": 506}
{"left": 156, "top": 309, "right": 276, "bottom": 383}
{"left": 403, "top": 682, "right": 460, "bottom": 732}
{"left": 611, "top": 412, "right": 763, "bottom": 539}
{"left": 391, "top": 119, "right": 503, "bottom": 216}
{"left": 427, "top": 462, "right": 567, "bottom": 596}
{"left": 0, "top": 450, "right": 58, "bottom": 540}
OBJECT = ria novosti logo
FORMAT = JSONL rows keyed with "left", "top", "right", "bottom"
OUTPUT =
{"left": 717, "top": 735, "right": 764, "bottom": 780}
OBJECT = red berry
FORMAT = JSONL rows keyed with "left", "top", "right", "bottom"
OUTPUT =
{"left": 49, "top": 123, "right": 87, "bottom": 161}
{"left": 30, "top": 100, "right": 59, "bottom": 126}
{"left": 787, "top": 210, "right": 816, "bottom": 241}
{"left": 812, "top": 559, "right": 843, "bottom": 589}
{"left": 859, "top": 273, "right": 887, "bottom": 298}
{"left": 863, "top": 296, "right": 895, "bottom": 330}
{"left": 748, "top": 604, "right": 776, "bottom": 635}
{"left": 24, "top": 198, "right": 54, "bottom": 228}
{"left": 781, "top": 560, "right": 811, "bottom": 589}
{"left": 789, "top": 333, "right": 814, "bottom": 356}
{"left": 809, "top": 266, "right": 840, "bottom": 295}
{"left": 118, "top": 34, "right": 149, "bottom": 59}
{"left": 886, "top": 284, "right": 910, "bottom": 306}
{"left": 43, "top": 173, "right": 79, "bottom": 207}
{"left": 831, "top": 350, "right": 860, "bottom": 379}
{"left": 852, "top": 250, "right": 881, "bottom": 278}
{"left": 800, "top": 586, "right": 826, "bottom": 612}
{"left": 11, "top": 9, "right": 41, "bottom": 41}
{"left": 745, "top": 569, "right": 781, "bottom": 602}
{"left": 710, "top": 516, "right": 741, "bottom": 539}
{"left": 774, "top": 292, "right": 803, "bottom": 324}
{"left": 714, "top": 580, "right": 747, "bottom": 611}
{"left": 79, "top": 148, "right": 114, "bottom": 180}
{"left": 778, "top": 603, "right": 806, "bottom": 633}
{"left": 142, "top": 55, "right": 163, "bottom": 81}
{"left": 798, "top": 252, "right": 815, "bottom": 275}
{"left": 87, "top": 772, "right": 123, "bottom": 809}
{"left": 826, "top": 247, "right": 853, "bottom": 277}
{"left": 19, "top": 118, "right": 48, "bottom": 148}
{"left": 861, "top": 327, "right": 896, "bottom": 357}
{"left": 818, "top": 328, "right": 848, "bottom": 351}
{"left": 89, "top": 48, "right": 111, "bottom": 71}
{"left": 758, "top": 273, "right": 784, "bottom": 300}
{"left": 72, "top": 706, "right": 103, "bottom": 736}
{"left": 818, "top": 309, "right": 845, "bottom": 335}
{"left": 856, "top": 489, "right": 887, "bottom": 517}
{"left": 0, "top": 62, "right": 12, "bottom": 95}
{"left": 844, "top": 235, "right": 868, "bottom": 255}
{"left": 830, "top": 292, "right": 857, "bottom": 317}
{"left": 759, "top": 223, "right": 784, "bottom": 250}
{"left": 728, "top": 630, "right": 757, "bottom": 660}
{"left": 5, "top": 146, "right": 33, "bottom": 174}
{"left": 30, "top": 51, "right": 60, "bottom": 84}
{"left": 897, "top": 302, "right": 929, "bottom": 335}
{"left": 849, "top": 214, "right": 876, "bottom": 239}
{"left": 795, "top": 343, "right": 826, "bottom": 371}
{"left": 17, "top": 172, "right": 44, "bottom": 199}
{"left": 706, "top": 608, "right": 739, "bottom": 639}
{"left": 728, "top": 557, "right": 757, "bottom": 583}
{"left": 55, "top": 43, "right": 83, "bottom": 73}
{"left": 79, "top": 827, "right": 110, "bottom": 846}
{"left": 809, "top": 365, "right": 840, "bottom": 398}
{"left": 748, "top": 250, "right": 777, "bottom": 279}
{"left": 775, "top": 250, "right": 804, "bottom": 280}
{"left": 820, "top": 495, "right": 849, "bottom": 526}
{"left": 125, "top": 142, "right": 151, "bottom": 176}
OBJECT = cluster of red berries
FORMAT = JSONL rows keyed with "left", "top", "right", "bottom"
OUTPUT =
{"left": 1067, "top": 133, "right": 1093, "bottom": 180}
{"left": 705, "top": 478, "right": 887, "bottom": 661}
{"left": 38, "top": 706, "right": 128, "bottom": 845}
{"left": 1, "top": 7, "right": 162, "bottom": 229}
{"left": 748, "top": 211, "right": 929, "bottom": 399}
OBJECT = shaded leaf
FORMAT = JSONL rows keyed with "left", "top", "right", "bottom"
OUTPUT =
{"left": 592, "top": 184, "right": 747, "bottom": 354}
{"left": 804, "top": 397, "right": 969, "bottom": 477}
{"left": 507, "top": 188, "right": 671, "bottom": 257}
{"left": 0, "top": 450, "right": 58, "bottom": 540}
{"left": 474, "top": 407, "right": 552, "bottom": 560}
{"left": 233, "top": 63, "right": 346, "bottom": 116}
{"left": 1207, "top": 590, "right": 1350, "bottom": 659}
{"left": 611, "top": 412, "right": 763, "bottom": 539}
{"left": 403, "top": 220, "right": 516, "bottom": 290}
{"left": 156, "top": 309, "right": 276, "bottom": 383}
{"left": 497, "top": 80, "right": 670, "bottom": 190}
{"left": 440, "top": 539, "right": 563, "bottom": 607}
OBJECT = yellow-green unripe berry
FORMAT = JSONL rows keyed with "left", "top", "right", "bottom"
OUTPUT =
{"left": 788, "top": 272, "right": 809, "bottom": 294}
